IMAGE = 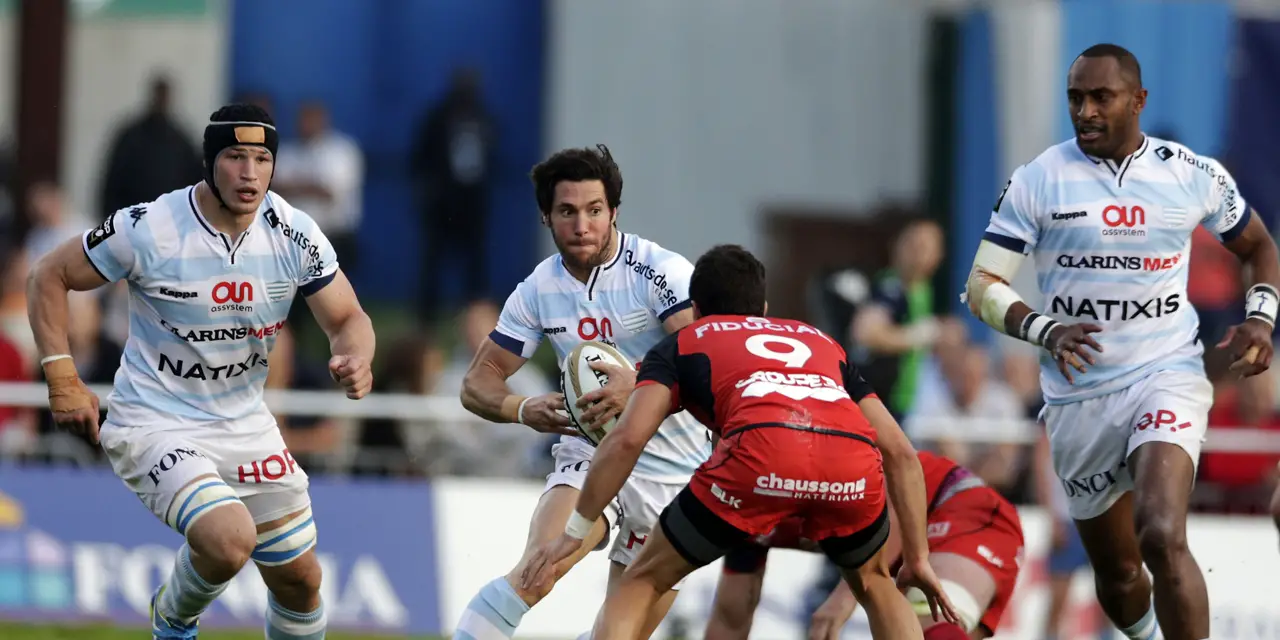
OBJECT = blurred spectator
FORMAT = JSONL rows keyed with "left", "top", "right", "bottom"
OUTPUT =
{"left": 0, "top": 138, "right": 15, "bottom": 238}
{"left": 0, "top": 250, "right": 35, "bottom": 370}
{"left": 412, "top": 67, "right": 498, "bottom": 320}
{"left": 845, "top": 219, "right": 952, "bottom": 419}
{"left": 98, "top": 73, "right": 202, "bottom": 219}
{"left": 0, "top": 253, "right": 33, "bottom": 457}
{"left": 997, "top": 337, "right": 1045, "bottom": 419}
{"left": 354, "top": 332, "right": 447, "bottom": 478}
{"left": 1188, "top": 225, "right": 1244, "bottom": 351}
{"left": 909, "top": 343, "right": 1026, "bottom": 496}
{"left": 1197, "top": 368, "right": 1280, "bottom": 513}
{"left": 274, "top": 100, "right": 364, "bottom": 272}
{"left": 267, "top": 324, "right": 343, "bottom": 474}
{"left": 22, "top": 181, "right": 89, "bottom": 263}
{"left": 436, "top": 299, "right": 556, "bottom": 477}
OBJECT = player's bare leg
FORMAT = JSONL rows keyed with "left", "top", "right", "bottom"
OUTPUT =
{"left": 1128, "top": 442, "right": 1208, "bottom": 640}
{"left": 592, "top": 523, "right": 696, "bottom": 640}
{"left": 454, "top": 485, "right": 609, "bottom": 640}
{"left": 913, "top": 552, "right": 997, "bottom": 640}
{"left": 152, "top": 474, "right": 257, "bottom": 638}
{"left": 835, "top": 544, "right": 923, "bottom": 640}
{"left": 255, "top": 507, "right": 327, "bottom": 639}
{"left": 1074, "top": 494, "right": 1157, "bottom": 640}
{"left": 705, "top": 568, "right": 766, "bottom": 640}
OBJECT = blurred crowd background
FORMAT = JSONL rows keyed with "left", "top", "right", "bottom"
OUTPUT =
{"left": 0, "top": 1, "right": 1279, "bottom": 633}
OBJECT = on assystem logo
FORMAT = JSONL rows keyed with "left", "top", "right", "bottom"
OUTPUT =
{"left": 1103, "top": 205, "right": 1145, "bottom": 228}
{"left": 578, "top": 317, "right": 614, "bottom": 341}
{"left": 211, "top": 281, "right": 253, "bottom": 304}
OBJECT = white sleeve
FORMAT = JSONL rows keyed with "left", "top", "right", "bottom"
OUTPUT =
{"left": 647, "top": 251, "right": 694, "bottom": 322}
{"left": 982, "top": 165, "right": 1040, "bottom": 254}
{"left": 491, "top": 279, "right": 543, "bottom": 359}
{"left": 1198, "top": 157, "right": 1251, "bottom": 241}
{"left": 81, "top": 208, "right": 143, "bottom": 282}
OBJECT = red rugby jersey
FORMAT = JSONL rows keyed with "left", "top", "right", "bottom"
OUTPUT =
{"left": 636, "top": 315, "right": 878, "bottom": 442}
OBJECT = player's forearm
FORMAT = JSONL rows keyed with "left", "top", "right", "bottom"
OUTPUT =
{"left": 575, "top": 434, "right": 641, "bottom": 521}
{"left": 855, "top": 322, "right": 923, "bottom": 354}
{"left": 460, "top": 364, "right": 523, "bottom": 423}
{"left": 881, "top": 448, "right": 930, "bottom": 564}
{"left": 1243, "top": 233, "right": 1280, "bottom": 293}
{"left": 326, "top": 309, "right": 375, "bottom": 364}
{"left": 26, "top": 259, "right": 75, "bottom": 362}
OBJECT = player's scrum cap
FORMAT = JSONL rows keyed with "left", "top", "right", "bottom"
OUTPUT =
{"left": 203, "top": 119, "right": 279, "bottom": 164}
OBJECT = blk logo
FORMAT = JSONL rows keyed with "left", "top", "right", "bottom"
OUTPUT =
{"left": 578, "top": 317, "right": 614, "bottom": 341}
{"left": 1102, "top": 205, "right": 1145, "bottom": 228}
{"left": 212, "top": 281, "right": 253, "bottom": 304}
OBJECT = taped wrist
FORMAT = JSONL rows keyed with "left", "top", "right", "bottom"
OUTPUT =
{"left": 1246, "top": 284, "right": 1279, "bottom": 329}
{"left": 1019, "top": 312, "right": 1062, "bottom": 348}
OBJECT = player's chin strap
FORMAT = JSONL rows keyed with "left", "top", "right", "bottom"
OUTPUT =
{"left": 963, "top": 240, "right": 1060, "bottom": 348}
{"left": 1246, "top": 283, "right": 1279, "bottom": 329}
{"left": 202, "top": 120, "right": 279, "bottom": 208}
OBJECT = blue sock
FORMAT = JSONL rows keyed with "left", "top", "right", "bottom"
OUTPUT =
{"left": 264, "top": 592, "right": 326, "bottom": 639}
{"left": 1120, "top": 606, "right": 1158, "bottom": 640}
{"left": 454, "top": 577, "right": 531, "bottom": 640}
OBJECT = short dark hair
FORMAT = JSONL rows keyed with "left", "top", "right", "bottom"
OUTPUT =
{"left": 689, "top": 245, "right": 767, "bottom": 317}
{"left": 1077, "top": 43, "right": 1142, "bottom": 88}
{"left": 530, "top": 144, "right": 623, "bottom": 215}
{"left": 209, "top": 103, "right": 275, "bottom": 127}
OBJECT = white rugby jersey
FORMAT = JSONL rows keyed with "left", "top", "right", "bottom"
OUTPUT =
{"left": 493, "top": 231, "right": 712, "bottom": 482}
{"left": 83, "top": 186, "right": 338, "bottom": 431}
{"left": 985, "top": 135, "right": 1249, "bottom": 404}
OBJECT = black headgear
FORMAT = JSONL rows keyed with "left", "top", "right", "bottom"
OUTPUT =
{"left": 202, "top": 117, "right": 279, "bottom": 207}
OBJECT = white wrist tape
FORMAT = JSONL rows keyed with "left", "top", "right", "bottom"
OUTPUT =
{"left": 1246, "top": 284, "right": 1279, "bottom": 329}
{"left": 1019, "top": 312, "right": 1061, "bottom": 347}
{"left": 517, "top": 397, "right": 532, "bottom": 425}
{"left": 565, "top": 511, "right": 594, "bottom": 540}
{"left": 39, "top": 354, "right": 72, "bottom": 366}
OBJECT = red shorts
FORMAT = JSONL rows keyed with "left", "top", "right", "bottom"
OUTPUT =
{"left": 688, "top": 425, "right": 886, "bottom": 541}
{"left": 923, "top": 487, "right": 1025, "bottom": 634}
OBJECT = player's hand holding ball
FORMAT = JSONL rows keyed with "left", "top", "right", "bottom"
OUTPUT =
{"left": 518, "top": 392, "right": 578, "bottom": 437}
{"left": 576, "top": 360, "right": 637, "bottom": 432}
{"left": 329, "top": 354, "right": 373, "bottom": 399}
{"left": 1044, "top": 322, "right": 1104, "bottom": 384}
{"left": 1217, "top": 317, "right": 1273, "bottom": 378}
{"left": 43, "top": 357, "right": 102, "bottom": 444}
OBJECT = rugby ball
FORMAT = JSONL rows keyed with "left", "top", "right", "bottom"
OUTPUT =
{"left": 561, "top": 340, "right": 635, "bottom": 446}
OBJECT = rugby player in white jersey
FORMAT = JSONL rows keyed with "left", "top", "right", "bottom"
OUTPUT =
{"left": 26, "top": 104, "right": 375, "bottom": 640}
{"left": 453, "top": 144, "right": 709, "bottom": 640}
{"left": 964, "top": 45, "right": 1280, "bottom": 640}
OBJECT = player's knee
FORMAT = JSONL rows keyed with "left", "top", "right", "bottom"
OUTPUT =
{"left": 189, "top": 522, "right": 256, "bottom": 578}
{"left": 1134, "top": 510, "right": 1189, "bottom": 568}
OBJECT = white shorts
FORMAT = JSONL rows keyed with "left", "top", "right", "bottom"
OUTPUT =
{"left": 546, "top": 438, "right": 689, "bottom": 582}
{"left": 1042, "top": 369, "right": 1212, "bottom": 520}
{"left": 99, "top": 420, "right": 311, "bottom": 531}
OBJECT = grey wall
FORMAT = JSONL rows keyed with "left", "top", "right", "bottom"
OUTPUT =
{"left": 544, "top": 0, "right": 932, "bottom": 259}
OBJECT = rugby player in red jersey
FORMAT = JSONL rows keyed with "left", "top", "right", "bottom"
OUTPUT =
{"left": 521, "top": 244, "right": 958, "bottom": 640}
{"left": 707, "top": 450, "right": 1024, "bottom": 640}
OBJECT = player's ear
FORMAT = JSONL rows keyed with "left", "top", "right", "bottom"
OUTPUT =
{"left": 1133, "top": 88, "right": 1147, "bottom": 114}
{"left": 610, "top": 208, "right": 618, "bottom": 228}
{"left": 691, "top": 301, "right": 702, "bottom": 320}
{"left": 541, "top": 212, "right": 550, "bottom": 227}
{"left": 763, "top": 300, "right": 769, "bottom": 316}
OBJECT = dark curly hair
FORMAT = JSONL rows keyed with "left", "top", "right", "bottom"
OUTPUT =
{"left": 529, "top": 144, "right": 623, "bottom": 216}
{"left": 690, "top": 245, "right": 767, "bottom": 317}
